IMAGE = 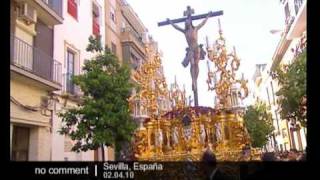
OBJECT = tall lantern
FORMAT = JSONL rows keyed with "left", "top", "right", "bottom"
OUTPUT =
{"left": 133, "top": 95, "right": 148, "bottom": 130}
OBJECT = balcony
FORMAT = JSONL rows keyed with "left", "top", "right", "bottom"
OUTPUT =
{"left": 61, "top": 73, "right": 83, "bottom": 101}
{"left": 10, "top": 35, "right": 61, "bottom": 90}
{"left": 25, "top": 0, "right": 63, "bottom": 25}
{"left": 93, "top": 19, "right": 100, "bottom": 36}
{"left": 287, "top": 0, "right": 306, "bottom": 39}
{"left": 121, "top": 27, "right": 145, "bottom": 55}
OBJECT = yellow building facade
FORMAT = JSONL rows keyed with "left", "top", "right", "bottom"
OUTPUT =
{"left": 10, "top": 0, "right": 63, "bottom": 161}
{"left": 10, "top": 0, "right": 163, "bottom": 161}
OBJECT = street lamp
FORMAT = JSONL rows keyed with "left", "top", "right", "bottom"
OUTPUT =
{"left": 270, "top": 29, "right": 283, "bottom": 34}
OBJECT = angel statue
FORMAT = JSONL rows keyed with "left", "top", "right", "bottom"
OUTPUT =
{"left": 155, "top": 129, "right": 163, "bottom": 148}
{"left": 215, "top": 123, "right": 222, "bottom": 142}
{"left": 172, "top": 126, "right": 179, "bottom": 145}
{"left": 200, "top": 124, "right": 206, "bottom": 144}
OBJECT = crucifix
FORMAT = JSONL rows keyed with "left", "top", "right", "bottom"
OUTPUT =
{"left": 158, "top": 6, "right": 223, "bottom": 106}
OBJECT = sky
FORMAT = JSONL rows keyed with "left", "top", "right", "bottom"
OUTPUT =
{"left": 127, "top": 0, "right": 285, "bottom": 107}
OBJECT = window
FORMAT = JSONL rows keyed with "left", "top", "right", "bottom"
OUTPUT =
{"left": 294, "top": 0, "right": 303, "bottom": 15}
{"left": 92, "top": 2, "right": 100, "bottom": 36}
{"left": 275, "top": 111, "right": 280, "bottom": 132}
{"left": 66, "top": 50, "right": 75, "bottom": 94}
{"left": 130, "top": 53, "right": 140, "bottom": 70}
{"left": 68, "top": 0, "right": 78, "bottom": 20}
{"left": 266, "top": 87, "right": 271, "bottom": 107}
{"left": 110, "top": 7, "right": 116, "bottom": 23}
{"left": 111, "top": 42, "right": 117, "bottom": 55}
{"left": 284, "top": 2, "right": 291, "bottom": 25}
{"left": 284, "top": 3, "right": 290, "bottom": 18}
{"left": 270, "top": 81, "right": 276, "bottom": 105}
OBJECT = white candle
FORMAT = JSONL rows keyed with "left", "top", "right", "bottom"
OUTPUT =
{"left": 207, "top": 60, "right": 210, "bottom": 71}
{"left": 151, "top": 80, "right": 155, "bottom": 90}
{"left": 206, "top": 36, "right": 209, "bottom": 48}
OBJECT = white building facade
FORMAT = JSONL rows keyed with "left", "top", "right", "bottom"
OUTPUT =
{"left": 51, "top": 0, "right": 107, "bottom": 161}
{"left": 252, "top": 0, "right": 306, "bottom": 152}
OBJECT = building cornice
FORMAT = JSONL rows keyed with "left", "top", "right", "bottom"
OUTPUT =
{"left": 270, "top": 34, "right": 292, "bottom": 71}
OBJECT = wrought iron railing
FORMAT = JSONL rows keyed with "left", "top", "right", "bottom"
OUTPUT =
{"left": 62, "top": 73, "right": 82, "bottom": 96}
{"left": 121, "top": 27, "right": 145, "bottom": 48}
{"left": 10, "top": 35, "right": 62, "bottom": 85}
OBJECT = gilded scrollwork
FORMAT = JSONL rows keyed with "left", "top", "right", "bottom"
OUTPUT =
{"left": 206, "top": 20, "right": 249, "bottom": 109}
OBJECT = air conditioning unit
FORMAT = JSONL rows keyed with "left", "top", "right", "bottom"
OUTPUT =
{"left": 17, "top": 2, "right": 37, "bottom": 24}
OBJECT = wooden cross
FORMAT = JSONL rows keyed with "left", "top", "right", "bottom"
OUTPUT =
{"left": 183, "top": 6, "right": 194, "bottom": 17}
{"left": 158, "top": 6, "right": 223, "bottom": 26}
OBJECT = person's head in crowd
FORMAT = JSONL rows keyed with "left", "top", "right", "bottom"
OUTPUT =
{"left": 299, "top": 153, "right": 306, "bottom": 161}
{"left": 202, "top": 149, "right": 217, "bottom": 167}
{"left": 201, "top": 148, "right": 218, "bottom": 178}
{"left": 290, "top": 149, "right": 298, "bottom": 153}
{"left": 274, "top": 152, "right": 280, "bottom": 160}
{"left": 288, "top": 150, "right": 298, "bottom": 160}
{"left": 261, "top": 152, "right": 277, "bottom": 161}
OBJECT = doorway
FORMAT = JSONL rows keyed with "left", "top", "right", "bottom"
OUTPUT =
{"left": 12, "top": 126, "right": 30, "bottom": 161}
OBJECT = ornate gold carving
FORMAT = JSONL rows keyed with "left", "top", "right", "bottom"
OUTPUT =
{"left": 128, "top": 23, "right": 260, "bottom": 161}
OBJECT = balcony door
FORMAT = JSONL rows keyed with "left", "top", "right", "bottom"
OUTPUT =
{"left": 66, "top": 50, "right": 75, "bottom": 94}
{"left": 34, "top": 19, "right": 53, "bottom": 80}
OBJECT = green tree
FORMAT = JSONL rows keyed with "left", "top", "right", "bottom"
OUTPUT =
{"left": 274, "top": 50, "right": 306, "bottom": 127}
{"left": 59, "top": 35, "right": 136, "bottom": 160}
{"left": 243, "top": 102, "right": 274, "bottom": 148}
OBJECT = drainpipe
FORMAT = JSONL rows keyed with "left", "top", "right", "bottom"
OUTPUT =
{"left": 273, "top": 133, "right": 278, "bottom": 152}
{"left": 101, "top": 144, "right": 105, "bottom": 161}
{"left": 10, "top": 124, "right": 13, "bottom": 160}
{"left": 49, "top": 99, "right": 54, "bottom": 161}
{"left": 48, "top": 93, "right": 57, "bottom": 161}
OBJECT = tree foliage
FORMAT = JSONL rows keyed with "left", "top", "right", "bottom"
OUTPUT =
{"left": 244, "top": 102, "right": 274, "bottom": 148}
{"left": 274, "top": 50, "right": 306, "bottom": 127}
{"left": 59, "top": 36, "right": 136, "bottom": 158}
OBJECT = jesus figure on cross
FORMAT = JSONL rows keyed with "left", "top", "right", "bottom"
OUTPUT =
{"left": 166, "top": 6, "right": 212, "bottom": 106}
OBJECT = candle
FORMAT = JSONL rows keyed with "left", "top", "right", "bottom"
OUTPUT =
{"left": 207, "top": 60, "right": 210, "bottom": 71}
{"left": 214, "top": 73, "right": 217, "bottom": 84}
{"left": 218, "top": 19, "right": 221, "bottom": 31}
{"left": 206, "top": 36, "right": 209, "bottom": 48}
{"left": 151, "top": 80, "right": 155, "bottom": 90}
